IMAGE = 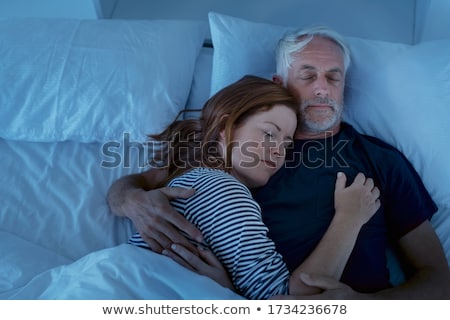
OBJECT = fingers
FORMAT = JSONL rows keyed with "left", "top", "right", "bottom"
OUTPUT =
{"left": 158, "top": 187, "right": 204, "bottom": 244}
{"left": 363, "top": 176, "right": 374, "bottom": 190}
{"left": 344, "top": 172, "right": 369, "bottom": 191}
{"left": 140, "top": 225, "right": 196, "bottom": 253}
{"left": 171, "top": 243, "right": 222, "bottom": 271}
{"left": 356, "top": 174, "right": 381, "bottom": 214}
{"left": 360, "top": 175, "right": 380, "bottom": 206}
{"left": 353, "top": 172, "right": 366, "bottom": 185}
{"left": 334, "top": 171, "right": 381, "bottom": 224}
{"left": 371, "top": 185, "right": 380, "bottom": 202}
{"left": 142, "top": 222, "right": 199, "bottom": 254}
{"left": 168, "top": 244, "right": 206, "bottom": 271}
{"left": 140, "top": 235, "right": 166, "bottom": 253}
{"left": 114, "top": 179, "right": 201, "bottom": 254}
{"left": 348, "top": 172, "right": 378, "bottom": 198}
{"left": 167, "top": 243, "right": 234, "bottom": 290}
{"left": 374, "top": 198, "right": 381, "bottom": 212}
{"left": 197, "top": 246, "right": 223, "bottom": 268}
{"left": 299, "top": 273, "right": 347, "bottom": 290}
{"left": 159, "top": 186, "right": 196, "bottom": 200}
{"left": 335, "top": 172, "right": 347, "bottom": 191}
{"left": 162, "top": 245, "right": 197, "bottom": 271}
{"left": 130, "top": 186, "right": 202, "bottom": 252}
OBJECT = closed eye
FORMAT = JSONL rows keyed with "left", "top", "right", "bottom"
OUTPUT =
{"left": 328, "top": 75, "right": 341, "bottom": 82}
{"left": 301, "top": 75, "right": 314, "bottom": 80}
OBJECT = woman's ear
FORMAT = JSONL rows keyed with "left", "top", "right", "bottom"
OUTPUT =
{"left": 218, "top": 113, "right": 230, "bottom": 141}
{"left": 218, "top": 129, "right": 226, "bottom": 142}
{"left": 216, "top": 127, "right": 227, "bottom": 160}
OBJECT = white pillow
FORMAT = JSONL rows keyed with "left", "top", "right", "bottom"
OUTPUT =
{"left": 343, "top": 37, "right": 450, "bottom": 212}
{"left": 208, "top": 12, "right": 450, "bottom": 267}
{"left": 0, "top": 18, "right": 207, "bottom": 142}
{"left": 209, "top": 13, "right": 287, "bottom": 95}
{"left": 209, "top": 12, "right": 450, "bottom": 205}
{"left": 184, "top": 47, "right": 214, "bottom": 119}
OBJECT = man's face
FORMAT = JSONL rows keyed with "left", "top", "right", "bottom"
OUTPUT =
{"left": 285, "top": 37, "right": 346, "bottom": 136}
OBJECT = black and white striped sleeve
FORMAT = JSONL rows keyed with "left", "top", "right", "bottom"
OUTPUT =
{"left": 170, "top": 169, "right": 290, "bottom": 299}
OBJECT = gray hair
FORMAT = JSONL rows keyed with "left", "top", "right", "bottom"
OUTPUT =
{"left": 275, "top": 26, "right": 351, "bottom": 86}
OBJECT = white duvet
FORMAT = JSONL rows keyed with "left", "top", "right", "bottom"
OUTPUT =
{"left": 3, "top": 244, "right": 241, "bottom": 300}
{"left": 0, "top": 138, "right": 242, "bottom": 300}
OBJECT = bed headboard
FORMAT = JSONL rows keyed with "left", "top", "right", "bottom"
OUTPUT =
{"left": 2, "top": 0, "right": 449, "bottom": 44}
{"left": 109, "top": 0, "right": 416, "bottom": 43}
{"left": 106, "top": 0, "right": 450, "bottom": 44}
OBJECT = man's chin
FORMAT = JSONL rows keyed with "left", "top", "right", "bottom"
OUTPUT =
{"left": 304, "top": 121, "right": 335, "bottom": 134}
{"left": 303, "top": 114, "right": 341, "bottom": 133}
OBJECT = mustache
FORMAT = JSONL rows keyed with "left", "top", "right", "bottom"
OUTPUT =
{"left": 301, "top": 97, "right": 339, "bottom": 109}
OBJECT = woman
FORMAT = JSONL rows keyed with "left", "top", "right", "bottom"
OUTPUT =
{"left": 129, "top": 75, "right": 380, "bottom": 299}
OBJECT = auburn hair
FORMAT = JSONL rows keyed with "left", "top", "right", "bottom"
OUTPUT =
{"left": 149, "top": 75, "right": 298, "bottom": 185}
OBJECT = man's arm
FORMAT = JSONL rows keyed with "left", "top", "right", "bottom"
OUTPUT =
{"left": 279, "top": 221, "right": 450, "bottom": 299}
{"left": 107, "top": 171, "right": 158, "bottom": 217}
{"left": 371, "top": 220, "right": 450, "bottom": 299}
{"left": 107, "top": 168, "right": 201, "bottom": 252}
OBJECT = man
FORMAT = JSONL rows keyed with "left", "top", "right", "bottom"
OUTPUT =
{"left": 107, "top": 26, "right": 450, "bottom": 298}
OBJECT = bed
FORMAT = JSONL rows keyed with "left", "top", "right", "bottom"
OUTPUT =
{"left": 1, "top": 12, "right": 449, "bottom": 300}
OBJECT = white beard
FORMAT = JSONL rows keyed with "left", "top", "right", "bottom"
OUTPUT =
{"left": 299, "top": 97, "right": 343, "bottom": 134}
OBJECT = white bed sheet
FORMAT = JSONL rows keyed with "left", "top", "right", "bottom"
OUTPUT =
{"left": 4, "top": 244, "right": 242, "bottom": 300}
{"left": 0, "top": 139, "right": 135, "bottom": 260}
{"left": 0, "top": 231, "right": 72, "bottom": 297}
{"left": 0, "top": 138, "right": 243, "bottom": 299}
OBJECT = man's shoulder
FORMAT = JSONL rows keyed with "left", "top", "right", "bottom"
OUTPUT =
{"left": 342, "top": 122, "right": 402, "bottom": 154}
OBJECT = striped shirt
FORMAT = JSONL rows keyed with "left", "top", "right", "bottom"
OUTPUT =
{"left": 129, "top": 167, "right": 290, "bottom": 299}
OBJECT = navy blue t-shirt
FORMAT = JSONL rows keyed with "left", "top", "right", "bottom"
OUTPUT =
{"left": 253, "top": 123, "right": 437, "bottom": 293}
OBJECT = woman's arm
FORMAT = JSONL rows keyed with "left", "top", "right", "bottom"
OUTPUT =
{"left": 178, "top": 171, "right": 290, "bottom": 299}
{"left": 164, "top": 172, "right": 379, "bottom": 299}
{"left": 288, "top": 172, "right": 380, "bottom": 295}
{"left": 107, "top": 168, "right": 202, "bottom": 252}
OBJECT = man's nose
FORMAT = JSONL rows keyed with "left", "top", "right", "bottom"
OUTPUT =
{"left": 314, "top": 77, "right": 329, "bottom": 97}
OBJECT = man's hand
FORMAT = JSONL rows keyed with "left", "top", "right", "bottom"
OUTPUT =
{"left": 124, "top": 186, "right": 203, "bottom": 253}
{"left": 162, "top": 243, "right": 235, "bottom": 291}
{"left": 272, "top": 273, "right": 367, "bottom": 300}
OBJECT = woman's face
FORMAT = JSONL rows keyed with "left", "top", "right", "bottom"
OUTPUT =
{"left": 225, "top": 104, "right": 297, "bottom": 188}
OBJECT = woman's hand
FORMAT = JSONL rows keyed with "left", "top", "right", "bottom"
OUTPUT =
{"left": 334, "top": 172, "right": 381, "bottom": 226}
